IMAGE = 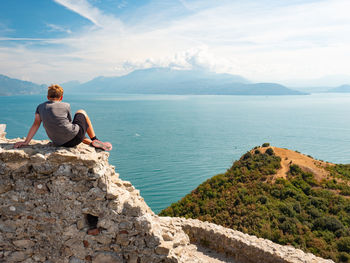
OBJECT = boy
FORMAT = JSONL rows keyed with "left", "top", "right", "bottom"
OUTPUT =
{"left": 14, "top": 84, "right": 112, "bottom": 151}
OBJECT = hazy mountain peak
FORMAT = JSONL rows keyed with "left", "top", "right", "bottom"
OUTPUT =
{"left": 327, "top": 84, "right": 350, "bottom": 93}
{"left": 0, "top": 74, "right": 45, "bottom": 96}
{"left": 77, "top": 67, "right": 304, "bottom": 95}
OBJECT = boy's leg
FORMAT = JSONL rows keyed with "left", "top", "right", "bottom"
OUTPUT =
{"left": 75, "top": 110, "right": 112, "bottom": 151}
{"left": 82, "top": 137, "right": 92, "bottom": 145}
{"left": 76, "top": 110, "right": 95, "bottom": 144}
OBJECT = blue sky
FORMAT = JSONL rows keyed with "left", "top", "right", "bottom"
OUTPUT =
{"left": 1, "top": 0, "right": 350, "bottom": 86}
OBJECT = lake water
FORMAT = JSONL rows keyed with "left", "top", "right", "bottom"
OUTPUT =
{"left": 1, "top": 93, "right": 350, "bottom": 213}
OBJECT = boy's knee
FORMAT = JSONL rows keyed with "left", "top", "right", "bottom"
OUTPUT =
{"left": 76, "top": 109, "right": 87, "bottom": 117}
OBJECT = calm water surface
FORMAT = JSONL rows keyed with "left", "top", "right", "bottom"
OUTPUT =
{"left": 1, "top": 93, "right": 350, "bottom": 213}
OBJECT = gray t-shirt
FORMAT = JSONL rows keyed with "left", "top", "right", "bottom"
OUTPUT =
{"left": 36, "top": 101, "right": 79, "bottom": 146}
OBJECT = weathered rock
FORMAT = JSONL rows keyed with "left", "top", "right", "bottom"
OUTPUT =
{"left": 7, "top": 251, "right": 30, "bottom": 262}
{"left": 0, "top": 136, "right": 186, "bottom": 263}
{"left": 155, "top": 241, "right": 173, "bottom": 255}
{"left": 0, "top": 124, "right": 6, "bottom": 139}
{"left": 92, "top": 252, "right": 123, "bottom": 263}
{"left": 13, "top": 239, "right": 35, "bottom": 248}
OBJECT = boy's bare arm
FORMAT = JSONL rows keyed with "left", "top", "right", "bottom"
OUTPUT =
{"left": 14, "top": 114, "right": 42, "bottom": 148}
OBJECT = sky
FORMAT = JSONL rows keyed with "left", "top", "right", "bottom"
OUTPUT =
{"left": 1, "top": 0, "right": 350, "bottom": 87}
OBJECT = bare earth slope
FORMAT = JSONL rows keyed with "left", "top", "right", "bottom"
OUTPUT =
{"left": 257, "top": 146, "right": 331, "bottom": 182}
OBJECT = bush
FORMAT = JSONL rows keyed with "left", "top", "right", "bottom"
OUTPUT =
{"left": 280, "top": 218, "right": 298, "bottom": 234}
{"left": 254, "top": 149, "right": 261, "bottom": 154}
{"left": 242, "top": 152, "right": 252, "bottom": 160}
{"left": 279, "top": 204, "right": 296, "bottom": 217}
{"left": 293, "top": 202, "right": 301, "bottom": 213}
{"left": 313, "top": 216, "right": 344, "bottom": 232}
{"left": 289, "top": 164, "right": 303, "bottom": 176}
{"left": 265, "top": 148, "right": 274, "bottom": 156}
{"left": 337, "top": 237, "right": 350, "bottom": 253}
{"left": 339, "top": 252, "right": 350, "bottom": 262}
{"left": 262, "top": 143, "right": 270, "bottom": 147}
{"left": 257, "top": 195, "right": 267, "bottom": 204}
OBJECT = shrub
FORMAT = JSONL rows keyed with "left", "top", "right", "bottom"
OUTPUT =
{"left": 262, "top": 143, "right": 270, "bottom": 147}
{"left": 293, "top": 202, "right": 301, "bottom": 213}
{"left": 280, "top": 218, "right": 298, "bottom": 234}
{"left": 339, "top": 252, "right": 350, "bottom": 262}
{"left": 313, "top": 216, "right": 344, "bottom": 232}
{"left": 242, "top": 152, "right": 252, "bottom": 160}
{"left": 289, "top": 164, "right": 303, "bottom": 176}
{"left": 257, "top": 195, "right": 267, "bottom": 204}
{"left": 279, "top": 204, "right": 296, "bottom": 217}
{"left": 265, "top": 148, "right": 274, "bottom": 156}
{"left": 254, "top": 149, "right": 261, "bottom": 154}
{"left": 337, "top": 237, "right": 350, "bottom": 253}
{"left": 309, "top": 207, "right": 321, "bottom": 218}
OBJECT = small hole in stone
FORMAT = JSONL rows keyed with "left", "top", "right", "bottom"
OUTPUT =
{"left": 85, "top": 214, "right": 98, "bottom": 229}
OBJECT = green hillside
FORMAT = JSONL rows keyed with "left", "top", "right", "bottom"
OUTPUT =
{"left": 160, "top": 146, "right": 350, "bottom": 262}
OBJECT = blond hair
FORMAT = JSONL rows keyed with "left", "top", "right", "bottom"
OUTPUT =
{"left": 47, "top": 84, "right": 64, "bottom": 99}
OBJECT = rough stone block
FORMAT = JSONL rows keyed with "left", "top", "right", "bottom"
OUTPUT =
{"left": 155, "top": 241, "right": 173, "bottom": 255}
{"left": 92, "top": 252, "right": 123, "bottom": 263}
{"left": 13, "top": 239, "right": 35, "bottom": 248}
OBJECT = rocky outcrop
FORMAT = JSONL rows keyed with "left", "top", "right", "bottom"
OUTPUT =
{"left": 0, "top": 127, "right": 334, "bottom": 263}
{"left": 0, "top": 137, "right": 190, "bottom": 263}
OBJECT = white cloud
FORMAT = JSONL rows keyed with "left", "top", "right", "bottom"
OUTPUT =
{"left": 0, "top": 23, "right": 14, "bottom": 34}
{"left": 115, "top": 47, "right": 222, "bottom": 72}
{"left": 1, "top": 0, "right": 350, "bottom": 85}
{"left": 53, "top": 0, "right": 101, "bottom": 26}
{"left": 117, "top": 0, "right": 128, "bottom": 9}
{"left": 53, "top": 0, "right": 121, "bottom": 28}
{"left": 46, "top": 23, "right": 72, "bottom": 34}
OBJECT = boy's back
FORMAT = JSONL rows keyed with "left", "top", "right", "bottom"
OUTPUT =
{"left": 36, "top": 101, "right": 79, "bottom": 146}
{"left": 14, "top": 84, "right": 112, "bottom": 151}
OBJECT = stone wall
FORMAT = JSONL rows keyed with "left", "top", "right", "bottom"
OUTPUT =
{"left": 162, "top": 217, "right": 333, "bottom": 263}
{"left": 0, "top": 127, "right": 335, "bottom": 263}
{"left": 0, "top": 138, "right": 190, "bottom": 263}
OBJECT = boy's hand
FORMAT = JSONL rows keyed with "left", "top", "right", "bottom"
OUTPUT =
{"left": 14, "top": 141, "right": 28, "bottom": 148}
{"left": 14, "top": 114, "right": 41, "bottom": 149}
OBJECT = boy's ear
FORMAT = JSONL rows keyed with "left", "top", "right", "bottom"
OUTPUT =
{"left": 59, "top": 95, "right": 63, "bottom": 101}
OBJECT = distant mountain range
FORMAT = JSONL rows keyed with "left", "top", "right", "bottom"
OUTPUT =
{"left": 0, "top": 74, "right": 46, "bottom": 96}
{"left": 10, "top": 68, "right": 350, "bottom": 96}
{"left": 73, "top": 68, "right": 307, "bottom": 95}
{"left": 60, "top": 80, "right": 81, "bottom": 90}
{"left": 327, "top": 84, "right": 350, "bottom": 93}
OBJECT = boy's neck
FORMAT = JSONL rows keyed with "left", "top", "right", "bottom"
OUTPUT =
{"left": 48, "top": 98, "right": 62, "bottom": 102}
{"left": 47, "top": 95, "right": 63, "bottom": 102}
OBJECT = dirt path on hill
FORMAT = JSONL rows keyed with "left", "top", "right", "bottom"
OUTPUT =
{"left": 258, "top": 146, "right": 332, "bottom": 182}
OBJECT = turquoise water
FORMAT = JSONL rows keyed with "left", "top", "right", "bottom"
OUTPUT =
{"left": 1, "top": 93, "right": 350, "bottom": 213}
